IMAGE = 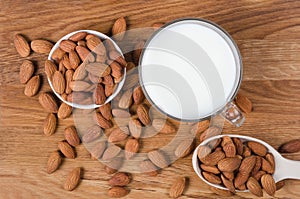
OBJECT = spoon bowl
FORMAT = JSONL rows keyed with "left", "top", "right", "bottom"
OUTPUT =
{"left": 192, "top": 134, "right": 300, "bottom": 192}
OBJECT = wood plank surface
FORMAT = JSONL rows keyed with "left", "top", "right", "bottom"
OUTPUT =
{"left": 1, "top": 0, "right": 300, "bottom": 198}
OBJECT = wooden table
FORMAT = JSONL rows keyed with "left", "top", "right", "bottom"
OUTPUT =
{"left": 1, "top": 0, "right": 300, "bottom": 198}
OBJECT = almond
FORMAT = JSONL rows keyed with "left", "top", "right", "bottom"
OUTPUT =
{"left": 60, "top": 40, "right": 76, "bottom": 52}
{"left": 247, "top": 141, "right": 267, "bottom": 156}
{"left": 109, "top": 172, "right": 131, "bottom": 186}
{"left": 210, "top": 187, "right": 233, "bottom": 196}
{"left": 276, "top": 180, "right": 285, "bottom": 191}
{"left": 82, "top": 125, "right": 102, "bottom": 143}
{"left": 86, "top": 62, "right": 111, "bottom": 77}
{"left": 200, "top": 150, "right": 225, "bottom": 166}
{"left": 128, "top": 118, "right": 142, "bottom": 138}
{"left": 75, "top": 45, "right": 95, "bottom": 62}
{"left": 105, "top": 157, "right": 123, "bottom": 174}
{"left": 234, "top": 172, "right": 249, "bottom": 188}
{"left": 261, "top": 157, "right": 274, "bottom": 174}
{"left": 51, "top": 47, "right": 66, "bottom": 62}
{"left": 107, "top": 186, "right": 129, "bottom": 198}
{"left": 235, "top": 93, "right": 253, "bottom": 113}
{"left": 69, "top": 32, "right": 87, "bottom": 42}
{"left": 119, "top": 89, "right": 133, "bottom": 109}
{"left": 132, "top": 86, "right": 145, "bottom": 105}
{"left": 62, "top": 54, "right": 72, "bottom": 70}
{"left": 126, "top": 62, "right": 135, "bottom": 72}
{"left": 200, "top": 164, "right": 220, "bottom": 175}
{"left": 265, "top": 153, "right": 275, "bottom": 169}
{"left": 233, "top": 137, "right": 244, "bottom": 155}
{"left": 52, "top": 71, "right": 65, "bottom": 94}
{"left": 261, "top": 174, "right": 276, "bottom": 196}
{"left": 24, "top": 75, "right": 40, "bottom": 97}
{"left": 58, "top": 141, "right": 76, "bottom": 159}
{"left": 202, "top": 172, "right": 222, "bottom": 184}
{"left": 112, "top": 17, "right": 126, "bottom": 41}
{"left": 102, "top": 75, "right": 114, "bottom": 85}
{"left": 140, "top": 160, "right": 158, "bottom": 176}
{"left": 239, "top": 156, "right": 257, "bottom": 174}
{"left": 98, "top": 103, "right": 112, "bottom": 120}
{"left": 112, "top": 108, "right": 131, "bottom": 118}
{"left": 20, "top": 60, "right": 34, "bottom": 84}
{"left": 223, "top": 143, "right": 236, "bottom": 158}
{"left": 222, "top": 172, "right": 234, "bottom": 180}
{"left": 57, "top": 103, "right": 72, "bottom": 119}
{"left": 148, "top": 150, "right": 169, "bottom": 168}
{"left": 221, "top": 175, "right": 235, "bottom": 193}
{"left": 45, "top": 60, "right": 57, "bottom": 79}
{"left": 31, "top": 39, "right": 53, "bottom": 54}
{"left": 110, "top": 61, "right": 124, "bottom": 79}
{"left": 122, "top": 72, "right": 138, "bottom": 90}
{"left": 208, "top": 139, "right": 221, "bottom": 150}
{"left": 64, "top": 126, "right": 80, "bottom": 147}
{"left": 68, "top": 49, "right": 80, "bottom": 69}
{"left": 199, "top": 126, "right": 222, "bottom": 142}
{"left": 136, "top": 104, "right": 151, "bottom": 125}
{"left": 252, "top": 170, "right": 266, "bottom": 181}
{"left": 152, "top": 119, "right": 176, "bottom": 134}
{"left": 64, "top": 167, "right": 81, "bottom": 191}
{"left": 73, "top": 62, "right": 87, "bottom": 80}
{"left": 246, "top": 177, "right": 263, "bottom": 197}
{"left": 108, "top": 127, "right": 129, "bottom": 143}
{"left": 47, "top": 151, "right": 62, "bottom": 174}
{"left": 86, "top": 35, "right": 106, "bottom": 55}
{"left": 251, "top": 156, "right": 262, "bottom": 175}
{"left": 93, "top": 84, "right": 106, "bottom": 105}
{"left": 67, "top": 91, "right": 91, "bottom": 104}
{"left": 14, "top": 34, "right": 30, "bottom": 57}
{"left": 279, "top": 139, "right": 300, "bottom": 153}
{"left": 190, "top": 120, "right": 210, "bottom": 135}
{"left": 90, "top": 141, "right": 106, "bottom": 159}
{"left": 175, "top": 139, "right": 194, "bottom": 158}
{"left": 69, "top": 81, "right": 91, "bottom": 92}
{"left": 169, "top": 177, "right": 186, "bottom": 198}
{"left": 94, "top": 112, "right": 112, "bottom": 129}
{"left": 125, "top": 138, "right": 139, "bottom": 160}
{"left": 43, "top": 113, "right": 57, "bottom": 136}
{"left": 243, "top": 146, "right": 252, "bottom": 157}
{"left": 217, "top": 157, "right": 241, "bottom": 172}
{"left": 197, "top": 145, "right": 212, "bottom": 160}
{"left": 65, "top": 70, "right": 74, "bottom": 94}
{"left": 39, "top": 92, "right": 58, "bottom": 113}
{"left": 102, "top": 145, "right": 121, "bottom": 160}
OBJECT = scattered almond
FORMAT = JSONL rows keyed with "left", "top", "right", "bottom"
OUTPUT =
{"left": 64, "top": 167, "right": 81, "bottom": 191}
{"left": 112, "top": 17, "right": 127, "bottom": 41}
{"left": 278, "top": 139, "right": 300, "bottom": 153}
{"left": 175, "top": 139, "right": 194, "bottom": 158}
{"left": 24, "top": 75, "right": 40, "bottom": 97}
{"left": 58, "top": 141, "right": 76, "bottom": 159}
{"left": 124, "top": 138, "right": 139, "bottom": 160}
{"left": 43, "top": 113, "right": 57, "bottom": 136}
{"left": 47, "top": 151, "right": 62, "bottom": 174}
{"left": 31, "top": 39, "right": 53, "bottom": 54}
{"left": 64, "top": 126, "right": 80, "bottom": 147}
{"left": 108, "top": 186, "right": 129, "bottom": 198}
{"left": 152, "top": 118, "right": 176, "bottom": 134}
{"left": 38, "top": 92, "right": 58, "bottom": 113}
{"left": 82, "top": 125, "right": 102, "bottom": 143}
{"left": 109, "top": 172, "right": 131, "bottom": 186}
{"left": 261, "top": 174, "right": 276, "bottom": 196}
{"left": 57, "top": 102, "right": 72, "bottom": 119}
{"left": 235, "top": 93, "right": 253, "bottom": 113}
{"left": 148, "top": 150, "right": 168, "bottom": 168}
{"left": 20, "top": 60, "right": 34, "bottom": 84}
{"left": 169, "top": 177, "right": 186, "bottom": 198}
{"left": 102, "top": 145, "right": 121, "bottom": 161}
{"left": 246, "top": 177, "right": 263, "bottom": 197}
{"left": 14, "top": 34, "right": 30, "bottom": 57}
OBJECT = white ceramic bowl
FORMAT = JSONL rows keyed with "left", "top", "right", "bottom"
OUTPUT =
{"left": 47, "top": 30, "right": 126, "bottom": 109}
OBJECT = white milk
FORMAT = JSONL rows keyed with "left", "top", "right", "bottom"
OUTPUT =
{"left": 140, "top": 19, "right": 241, "bottom": 120}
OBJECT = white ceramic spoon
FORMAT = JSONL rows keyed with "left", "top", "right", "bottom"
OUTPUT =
{"left": 192, "top": 134, "right": 300, "bottom": 192}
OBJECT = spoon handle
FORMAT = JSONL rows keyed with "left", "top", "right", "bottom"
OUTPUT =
{"left": 276, "top": 158, "right": 300, "bottom": 182}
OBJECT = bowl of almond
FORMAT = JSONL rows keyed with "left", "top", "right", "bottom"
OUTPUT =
{"left": 192, "top": 134, "right": 300, "bottom": 197}
{"left": 46, "top": 30, "right": 127, "bottom": 109}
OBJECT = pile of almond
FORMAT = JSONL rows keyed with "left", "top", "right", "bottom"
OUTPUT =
{"left": 198, "top": 136, "right": 278, "bottom": 197}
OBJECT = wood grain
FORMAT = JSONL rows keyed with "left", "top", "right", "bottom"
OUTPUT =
{"left": 1, "top": 0, "right": 300, "bottom": 198}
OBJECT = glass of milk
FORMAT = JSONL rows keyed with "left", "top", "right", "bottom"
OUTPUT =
{"left": 139, "top": 18, "right": 244, "bottom": 126}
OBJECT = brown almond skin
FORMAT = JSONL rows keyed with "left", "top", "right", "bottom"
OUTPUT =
{"left": 76, "top": 45, "right": 95, "bottom": 62}
{"left": 86, "top": 35, "right": 106, "bottom": 55}
{"left": 60, "top": 40, "right": 76, "bottom": 52}
{"left": 118, "top": 89, "right": 133, "bottom": 109}
{"left": 210, "top": 187, "right": 233, "bottom": 196}
{"left": 102, "top": 145, "right": 121, "bottom": 161}
{"left": 197, "top": 145, "right": 212, "bottom": 160}
{"left": 125, "top": 138, "right": 139, "bottom": 160}
{"left": 82, "top": 125, "right": 102, "bottom": 143}
{"left": 276, "top": 180, "right": 285, "bottom": 191}
{"left": 235, "top": 93, "right": 253, "bottom": 113}
{"left": 234, "top": 172, "right": 249, "bottom": 188}
{"left": 90, "top": 142, "right": 106, "bottom": 159}
{"left": 14, "top": 34, "right": 30, "bottom": 57}
{"left": 128, "top": 118, "right": 142, "bottom": 138}
{"left": 20, "top": 60, "right": 34, "bottom": 84}
{"left": 112, "top": 17, "right": 127, "bottom": 41}
{"left": 69, "top": 32, "right": 87, "bottom": 42}
{"left": 109, "top": 172, "right": 131, "bottom": 186}
{"left": 190, "top": 120, "right": 210, "bottom": 135}
{"left": 45, "top": 60, "right": 57, "bottom": 79}
{"left": 261, "top": 157, "right": 275, "bottom": 174}
{"left": 137, "top": 104, "right": 151, "bottom": 125}
{"left": 58, "top": 141, "right": 76, "bottom": 159}
{"left": 108, "top": 186, "right": 129, "bottom": 198}
{"left": 47, "top": 151, "right": 62, "bottom": 174}
{"left": 251, "top": 156, "right": 262, "bottom": 175}
{"left": 99, "top": 103, "right": 112, "bottom": 120}
{"left": 64, "top": 167, "right": 81, "bottom": 191}
{"left": 175, "top": 139, "right": 194, "bottom": 158}
{"left": 252, "top": 170, "right": 266, "bottom": 181}
{"left": 223, "top": 172, "right": 234, "bottom": 180}
{"left": 152, "top": 119, "right": 176, "bottom": 134}
{"left": 51, "top": 47, "right": 66, "bottom": 62}
{"left": 169, "top": 177, "right": 186, "bottom": 198}
{"left": 94, "top": 112, "right": 113, "bottom": 129}
{"left": 200, "top": 164, "right": 220, "bottom": 175}
{"left": 221, "top": 175, "right": 235, "bottom": 193}
{"left": 105, "top": 157, "right": 123, "bottom": 174}
{"left": 140, "top": 160, "right": 158, "bottom": 175}
{"left": 133, "top": 86, "right": 145, "bottom": 105}
{"left": 39, "top": 92, "right": 58, "bottom": 113}
{"left": 110, "top": 61, "right": 124, "bottom": 79}
{"left": 24, "top": 75, "right": 40, "bottom": 97}
{"left": 43, "top": 113, "right": 57, "bottom": 136}
{"left": 108, "top": 127, "right": 129, "bottom": 143}
{"left": 69, "top": 49, "right": 80, "bottom": 70}
{"left": 223, "top": 142, "right": 236, "bottom": 158}
{"left": 148, "top": 150, "right": 168, "bottom": 168}
{"left": 202, "top": 172, "right": 222, "bottom": 184}
{"left": 239, "top": 156, "right": 257, "bottom": 174}
{"left": 64, "top": 126, "right": 80, "bottom": 147}
{"left": 112, "top": 108, "right": 131, "bottom": 118}
{"left": 31, "top": 39, "right": 53, "bottom": 54}
{"left": 199, "top": 126, "right": 222, "bottom": 142}
{"left": 247, "top": 141, "right": 267, "bottom": 156}
{"left": 52, "top": 71, "right": 66, "bottom": 94}
{"left": 233, "top": 137, "right": 244, "bottom": 155}
{"left": 200, "top": 150, "right": 225, "bottom": 166}
{"left": 217, "top": 157, "right": 241, "bottom": 172}
{"left": 57, "top": 103, "right": 72, "bottom": 119}
{"left": 261, "top": 174, "right": 276, "bottom": 196}
{"left": 279, "top": 139, "right": 300, "bottom": 153}
{"left": 246, "top": 177, "right": 263, "bottom": 197}
{"left": 94, "top": 84, "right": 106, "bottom": 105}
